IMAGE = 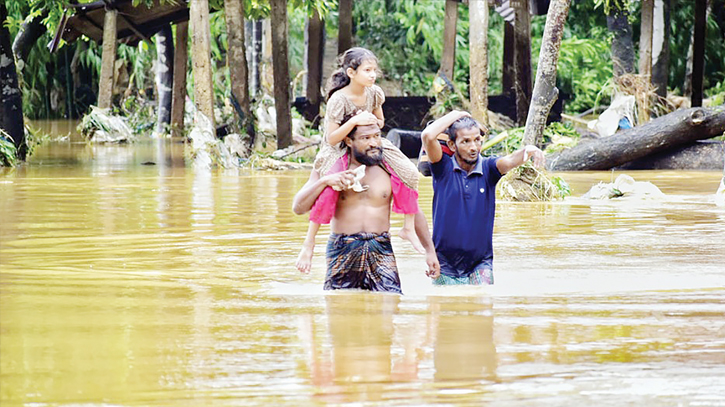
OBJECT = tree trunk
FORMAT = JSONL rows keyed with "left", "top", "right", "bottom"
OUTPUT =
{"left": 171, "top": 22, "right": 188, "bottom": 138}
{"left": 189, "top": 0, "right": 215, "bottom": 127}
{"left": 304, "top": 9, "right": 325, "bottom": 124}
{"left": 0, "top": 0, "right": 26, "bottom": 160}
{"left": 513, "top": 0, "right": 532, "bottom": 126}
{"left": 12, "top": 8, "right": 48, "bottom": 68}
{"left": 250, "top": 20, "right": 262, "bottom": 95}
{"left": 170, "top": 22, "right": 188, "bottom": 137}
{"left": 638, "top": 0, "right": 654, "bottom": 123}
{"left": 224, "top": 0, "right": 255, "bottom": 144}
{"left": 337, "top": 0, "right": 353, "bottom": 54}
{"left": 606, "top": 5, "right": 635, "bottom": 78}
{"left": 269, "top": 0, "right": 292, "bottom": 149}
{"left": 691, "top": 0, "right": 707, "bottom": 107}
{"left": 155, "top": 24, "right": 174, "bottom": 135}
{"left": 98, "top": 8, "right": 118, "bottom": 109}
{"left": 548, "top": 107, "right": 725, "bottom": 171}
{"left": 469, "top": 0, "right": 489, "bottom": 128}
{"left": 651, "top": 0, "right": 669, "bottom": 98}
{"left": 522, "top": 0, "right": 570, "bottom": 147}
{"left": 502, "top": 22, "right": 515, "bottom": 96}
{"left": 440, "top": 0, "right": 458, "bottom": 81}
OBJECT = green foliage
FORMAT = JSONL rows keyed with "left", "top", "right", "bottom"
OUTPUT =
{"left": 483, "top": 122, "right": 580, "bottom": 156}
{"left": 557, "top": 36, "right": 613, "bottom": 113}
{"left": 353, "top": 0, "right": 476, "bottom": 96}
{"left": 0, "top": 131, "right": 18, "bottom": 167}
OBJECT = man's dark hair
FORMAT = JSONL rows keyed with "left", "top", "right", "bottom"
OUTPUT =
{"left": 446, "top": 116, "right": 487, "bottom": 143}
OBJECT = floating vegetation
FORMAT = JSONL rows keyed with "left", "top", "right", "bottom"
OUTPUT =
{"left": 582, "top": 174, "right": 664, "bottom": 200}
{"left": 241, "top": 154, "right": 312, "bottom": 171}
{"left": 78, "top": 106, "right": 134, "bottom": 143}
{"left": 185, "top": 112, "right": 236, "bottom": 169}
{"left": 497, "top": 163, "right": 571, "bottom": 202}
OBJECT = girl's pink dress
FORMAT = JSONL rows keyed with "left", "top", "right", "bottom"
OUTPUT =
{"left": 309, "top": 154, "right": 419, "bottom": 224}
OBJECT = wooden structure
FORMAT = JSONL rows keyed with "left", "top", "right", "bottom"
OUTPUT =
{"left": 58, "top": 0, "right": 190, "bottom": 45}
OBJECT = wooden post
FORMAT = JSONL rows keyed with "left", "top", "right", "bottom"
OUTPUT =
{"left": 224, "top": 0, "right": 255, "bottom": 142}
{"left": 522, "top": 0, "right": 571, "bottom": 147}
{"left": 513, "top": 0, "right": 532, "bottom": 126}
{"left": 155, "top": 24, "right": 174, "bottom": 135}
{"left": 98, "top": 7, "right": 118, "bottom": 109}
{"left": 269, "top": 0, "right": 292, "bottom": 149}
{"left": 502, "top": 22, "right": 515, "bottom": 96}
{"left": 691, "top": 0, "right": 707, "bottom": 107}
{"left": 469, "top": 0, "right": 489, "bottom": 128}
{"left": 0, "top": 0, "right": 26, "bottom": 159}
{"left": 250, "top": 20, "right": 262, "bottom": 95}
{"left": 189, "top": 0, "right": 215, "bottom": 127}
{"left": 440, "top": 0, "right": 458, "bottom": 81}
{"left": 304, "top": 9, "right": 325, "bottom": 124}
{"left": 261, "top": 19, "right": 274, "bottom": 94}
{"left": 638, "top": 0, "right": 653, "bottom": 123}
{"left": 651, "top": 0, "right": 670, "bottom": 98}
{"left": 338, "top": 0, "right": 353, "bottom": 54}
{"left": 171, "top": 22, "right": 188, "bottom": 138}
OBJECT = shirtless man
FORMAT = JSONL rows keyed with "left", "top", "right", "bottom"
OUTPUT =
{"left": 292, "top": 123, "right": 440, "bottom": 293}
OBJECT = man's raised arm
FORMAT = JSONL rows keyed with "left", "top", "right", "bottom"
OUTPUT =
{"left": 421, "top": 110, "right": 471, "bottom": 164}
{"left": 292, "top": 169, "right": 356, "bottom": 215}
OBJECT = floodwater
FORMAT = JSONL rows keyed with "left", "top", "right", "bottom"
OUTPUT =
{"left": 1, "top": 121, "right": 724, "bottom": 406}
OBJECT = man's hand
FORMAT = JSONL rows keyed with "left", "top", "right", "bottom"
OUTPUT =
{"left": 323, "top": 170, "right": 356, "bottom": 191}
{"left": 425, "top": 251, "right": 440, "bottom": 279}
{"left": 523, "top": 145, "right": 545, "bottom": 168}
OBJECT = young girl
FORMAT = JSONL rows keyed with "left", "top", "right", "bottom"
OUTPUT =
{"left": 296, "top": 47, "right": 423, "bottom": 274}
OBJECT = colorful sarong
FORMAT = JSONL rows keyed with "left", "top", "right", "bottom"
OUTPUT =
{"left": 324, "top": 232, "right": 402, "bottom": 293}
{"left": 433, "top": 262, "right": 494, "bottom": 286}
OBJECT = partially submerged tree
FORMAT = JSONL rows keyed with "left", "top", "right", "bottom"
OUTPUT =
{"left": 0, "top": 0, "right": 27, "bottom": 160}
{"left": 522, "top": 0, "right": 571, "bottom": 147}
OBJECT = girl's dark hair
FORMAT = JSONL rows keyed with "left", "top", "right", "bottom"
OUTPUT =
{"left": 326, "top": 47, "right": 378, "bottom": 101}
{"left": 446, "top": 116, "right": 485, "bottom": 142}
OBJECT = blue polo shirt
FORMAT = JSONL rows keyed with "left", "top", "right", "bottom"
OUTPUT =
{"left": 430, "top": 154, "right": 502, "bottom": 278}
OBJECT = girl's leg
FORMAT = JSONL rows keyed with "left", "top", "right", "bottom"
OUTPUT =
{"left": 297, "top": 222, "right": 321, "bottom": 273}
{"left": 398, "top": 213, "right": 425, "bottom": 254}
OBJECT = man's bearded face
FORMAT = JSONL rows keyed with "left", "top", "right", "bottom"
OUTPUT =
{"left": 352, "top": 143, "right": 383, "bottom": 166}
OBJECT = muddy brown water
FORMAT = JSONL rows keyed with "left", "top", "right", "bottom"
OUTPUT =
{"left": 1, "top": 121, "right": 724, "bottom": 406}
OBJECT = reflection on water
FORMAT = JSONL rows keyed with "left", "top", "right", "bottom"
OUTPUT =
{"left": 1, "top": 130, "right": 725, "bottom": 405}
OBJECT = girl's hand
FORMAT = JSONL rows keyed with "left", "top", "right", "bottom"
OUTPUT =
{"left": 352, "top": 111, "right": 379, "bottom": 126}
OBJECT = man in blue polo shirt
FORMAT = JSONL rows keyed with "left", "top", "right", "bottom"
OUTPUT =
{"left": 421, "top": 110, "right": 545, "bottom": 285}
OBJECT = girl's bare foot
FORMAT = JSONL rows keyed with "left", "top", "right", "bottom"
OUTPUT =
{"left": 399, "top": 227, "right": 425, "bottom": 254}
{"left": 296, "top": 242, "right": 314, "bottom": 274}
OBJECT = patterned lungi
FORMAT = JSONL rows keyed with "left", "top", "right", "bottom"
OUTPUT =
{"left": 324, "top": 232, "right": 402, "bottom": 294}
{"left": 433, "top": 261, "right": 494, "bottom": 286}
